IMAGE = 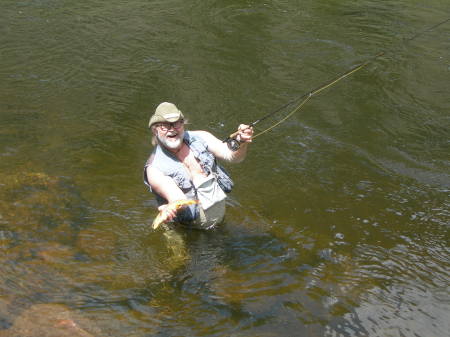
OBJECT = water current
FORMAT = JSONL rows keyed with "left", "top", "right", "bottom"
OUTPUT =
{"left": 0, "top": 0, "right": 449, "bottom": 336}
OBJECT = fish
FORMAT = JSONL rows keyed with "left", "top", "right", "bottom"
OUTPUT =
{"left": 152, "top": 199, "right": 199, "bottom": 229}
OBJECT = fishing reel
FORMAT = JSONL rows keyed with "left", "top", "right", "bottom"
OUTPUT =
{"left": 223, "top": 130, "right": 242, "bottom": 151}
{"left": 223, "top": 125, "right": 254, "bottom": 151}
{"left": 224, "top": 137, "right": 241, "bottom": 151}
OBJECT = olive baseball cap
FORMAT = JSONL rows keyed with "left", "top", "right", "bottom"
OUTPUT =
{"left": 148, "top": 102, "right": 184, "bottom": 128}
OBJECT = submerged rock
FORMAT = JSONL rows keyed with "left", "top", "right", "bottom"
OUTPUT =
{"left": 0, "top": 303, "right": 102, "bottom": 337}
{"left": 0, "top": 171, "right": 91, "bottom": 329}
{"left": 76, "top": 226, "right": 117, "bottom": 261}
{"left": 0, "top": 171, "right": 87, "bottom": 245}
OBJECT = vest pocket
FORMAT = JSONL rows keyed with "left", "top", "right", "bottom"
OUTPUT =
{"left": 171, "top": 172, "right": 193, "bottom": 192}
{"left": 216, "top": 165, "right": 233, "bottom": 193}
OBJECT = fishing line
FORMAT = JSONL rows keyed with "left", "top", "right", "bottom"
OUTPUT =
{"left": 223, "top": 17, "right": 449, "bottom": 150}
{"left": 253, "top": 51, "right": 384, "bottom": 139}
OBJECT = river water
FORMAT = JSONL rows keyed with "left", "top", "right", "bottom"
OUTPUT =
{"left": 1, "top": 0, "right": 449, "bottom": 336}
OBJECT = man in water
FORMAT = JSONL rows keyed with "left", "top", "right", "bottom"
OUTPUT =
{"left": 144, "top": 102, "right": 253, "bottom": 229}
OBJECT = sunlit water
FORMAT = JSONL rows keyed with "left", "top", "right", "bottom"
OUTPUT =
{"left": 1, "top": 0, "right": 449, "bottom": 336}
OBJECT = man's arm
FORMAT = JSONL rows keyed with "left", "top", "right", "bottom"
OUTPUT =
{"left": 195, "top": 124, "right": 253, "bottom": 163}
{"left": 146, "top": 166, "right": 187, "bottom": 221}
{"left": 146, "top": 166, "right": 186, "bottom": 202}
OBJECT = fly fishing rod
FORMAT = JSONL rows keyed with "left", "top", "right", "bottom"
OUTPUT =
{"left": 223, "top": 18, "right": 450, "bottom": 151}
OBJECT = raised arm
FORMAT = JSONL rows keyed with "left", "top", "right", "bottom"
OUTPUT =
{"left": 194, "top": 124, "right": 253, "bottom": 163}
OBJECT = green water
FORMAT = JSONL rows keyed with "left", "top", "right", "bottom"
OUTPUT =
{"left": 0, "top": 0, "right": 449, "bottom": 336}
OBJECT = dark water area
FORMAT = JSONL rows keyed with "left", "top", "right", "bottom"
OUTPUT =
{"left": 1, "top": 0, "right": 449, "bottom": 336}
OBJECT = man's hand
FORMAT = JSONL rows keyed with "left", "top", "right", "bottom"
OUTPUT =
{"left": 236, "top": 124, "right": 253, "bottom": 143}
{"left": 157, "top": 203, "right": 178, "bottom": 222}
{"left": 152, "top": 199, "right": 199, "bottom": 229}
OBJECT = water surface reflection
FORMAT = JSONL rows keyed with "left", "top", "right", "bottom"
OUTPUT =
{"left": 1, "top": 0, "right": 449, "bottom": 336}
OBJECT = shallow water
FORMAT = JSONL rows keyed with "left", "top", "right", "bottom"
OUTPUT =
{"left": 1, "top": 0, "right": 449, "bottom": 336}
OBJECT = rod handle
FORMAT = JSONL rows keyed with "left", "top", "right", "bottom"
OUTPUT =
{"left": 227, "top": 130, "right": 240, "bottom": 140}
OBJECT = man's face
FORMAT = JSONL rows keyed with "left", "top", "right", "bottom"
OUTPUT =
{"left": 154, "top": 120, "right": 185, "bottom": 151}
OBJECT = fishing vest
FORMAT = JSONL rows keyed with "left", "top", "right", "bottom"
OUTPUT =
{"left": 143, "top": 131, "right": 233, "bottom": 223}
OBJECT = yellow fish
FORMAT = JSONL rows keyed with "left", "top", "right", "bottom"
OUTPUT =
{"left": 152, "top": 199, "right": 199, "bottom": 229}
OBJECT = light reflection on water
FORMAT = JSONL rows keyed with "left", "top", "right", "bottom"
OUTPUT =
{"left": 1, "top": 0, "right": 449, "bottom": 336}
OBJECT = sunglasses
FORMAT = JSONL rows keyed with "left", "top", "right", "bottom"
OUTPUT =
{"left": 156, "top": 120, "right": 184, "bottom": 131}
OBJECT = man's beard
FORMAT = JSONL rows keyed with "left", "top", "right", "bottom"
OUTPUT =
{"left": 157, "top": 130, "right": 184, "bottom": 150}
